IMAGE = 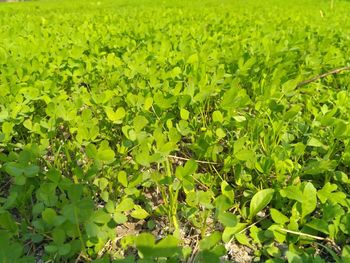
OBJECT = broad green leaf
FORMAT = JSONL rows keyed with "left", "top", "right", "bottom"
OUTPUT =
{"left": 284, "top": 105, "right": 301, "bottom": 120}
{"left": 235, "top": 149, "right": 255, "bottom": 162}
{"left": 52, "top": 228, "right": 66, "bottom": 245}
{"left": 86, "top": 144, "right": 97, "bottom": 158}
{"left": 130, "top": 205, "right": 149, "bottom": 219}
{"left": 218, "top": 212, "right": 238, "bottom": 227}
{"left": 334, "top": 120, "right": 347, "bottom": 138}
{"left": 307, "top": 137, "right": 327, "bottom": 149}
{"left": 180, "top": 108, "right": 190, "bottom": 120}
{"left": 115, "top": 198, "right": 134, "bottom": 212}
{"left": 58, "top": 243, "right": 71, "bottom": 256}
{"left": 306, "top": 219, "right": 329, "bottom": 234}
{"left": 269, "top": 224, "right": 287, "bottom": 243}
{"left": 216, "top": 128, "right": 226, "bottom": 138}
{"left": 199, "top": 232, "right": 222, "bottom": 251}
{"left": 342, "top": 245, "right": 350, "bottom": 262}
{"left": 92, "top": 210, "right": 110, "bottom": 224}
{"left": 235, "top": 232, "right": 252, "bottom": 248}
{"left": 221, "top": 87, "right": 251, "bottom": 109}
{"left": 266, "top": 245, "right": 281, "bottom": 257}
{"left": 317, "top": 182, "right": 337, "bottom": 204}
{"left": 280, "top": 186, "right": 303, "bottom": 203}
{"left": 86, "top": 222, "right": 99, "bottom": 237}
{"left": 222, "top": 223, "right": 247, "bottom": 243}
{"left": 233, "top": 116, "right": 246, "bottom": 122}
{"left": 155, "top": 235, "right": 180, "bottom": 257}
{"left": 301, "top": 182, "right": 317, "bottom": 219}
{"left": 135, "top": 234, "right": 180, "bottom": 258}
{"left": 249, "top": 188, "right": 274, "bottom": 219}
{"left": 46, "top": 168, "right": 61, "bottom": 183}
{"left": 97, "top": 149, "right": 115, "bottom": 162}
{"left": 340, "top": 214, "right": 350, "bottom": 234}
{"left": 286, "top": 251, "right": 303, "bottom": 263}
{"left": 133, "top": 115, "right": 148, "bottom": 132}
{"left": 270, "top": 208, "right": 289, "bottom": 225}
{"left": 118, "top": 171, "right": 128, "bottom": 187}
{"left": 5, "top": 163, "right": 39, "bottom": 178}
{"left": 42, "top": 208, "right": 57, "bottom": 225}
{"left": 198, "top": 191, "right": 213, "bottom": 208}
{"left": 221, "top": 181, "right": 234, "bottom": 203}
{"left": 135, "top": 233, "right": 155, "bottom": 257}
{"left": 212, "top": 111, "right": 223, "bottom": 123}
{"left": 105, "top": 107, "right": 126, "bottom": 123}
{"left": 187, "top": 53, "right": 198, "bottom": 64}
{"left": 2, "top": 121, "right": 14, "bottom": 140}
{"left": 176, "top": 159, "right": 197, "bottom": 179}
{"left": 113, "top": 212, "right": 127, "bottom": 224}
{"left": 45, "top": 245, "right": 58, "bottom": 254}
{"left": 0, "top": 109, "right": 9, "bottom": 122}
{"left": 97, "top": 142, "right": 115, "bottom": 163}
{"left": 143, "top": 97, "right": 153, "bottom": 110}
{"left": 183, "top": 159, "right": 198, "bottom": 176}
{"left": 0, "top": 212, "right": 18, "bottom": 233}
{"left": 303, "top": 159, "right": 337, "bottom": 175}
{"left": 171, "top": 67, "right": 182, "bottom": 78}
{"left": 215, "top": 195, "right": 233, "bottom": 212}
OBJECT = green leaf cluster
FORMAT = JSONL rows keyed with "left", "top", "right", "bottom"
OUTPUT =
{"left": 1, "top": 0, "right": 350, "bottom": 262}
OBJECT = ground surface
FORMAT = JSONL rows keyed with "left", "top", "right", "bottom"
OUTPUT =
{"left": 1, "top": 0, "right": 350, "bottom": 262}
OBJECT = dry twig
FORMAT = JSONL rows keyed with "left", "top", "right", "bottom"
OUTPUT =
{"left": 168, "top": 155, "right": 218, "bottom": 165}
{"left": 276, "top": 227, "right": 341, "bottom": 253}
{"left": 296, "top": 66, "right": 350, "bottom": 88}
{"left": 277, "top": 227, "right": 325, "bottom": 240}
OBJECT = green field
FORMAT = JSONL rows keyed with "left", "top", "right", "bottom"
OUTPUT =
{"left": 1, "top": 0, "right": 350, "bottom": 262}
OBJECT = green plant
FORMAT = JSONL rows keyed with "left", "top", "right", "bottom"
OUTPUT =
{"left": 1, "top": 0, "right": 350, "bottom": 262}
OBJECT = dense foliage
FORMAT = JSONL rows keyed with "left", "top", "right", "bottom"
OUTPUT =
{"left": 1, "top": 0, "right": 350, "bottom": 262}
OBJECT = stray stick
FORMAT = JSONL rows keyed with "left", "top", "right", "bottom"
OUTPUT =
{"left": 277, "top": 227, "right": 325, "bottom": 240}
{"left": 296, "top": 66, "right": 350, "bottom": 88}
{"left": 168, "top": 155, "right": 218, "bottom": 165}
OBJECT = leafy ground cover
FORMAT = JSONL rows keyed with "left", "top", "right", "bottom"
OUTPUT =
{"left": 1, "top": 0, "right": 350, "bottom": 262}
